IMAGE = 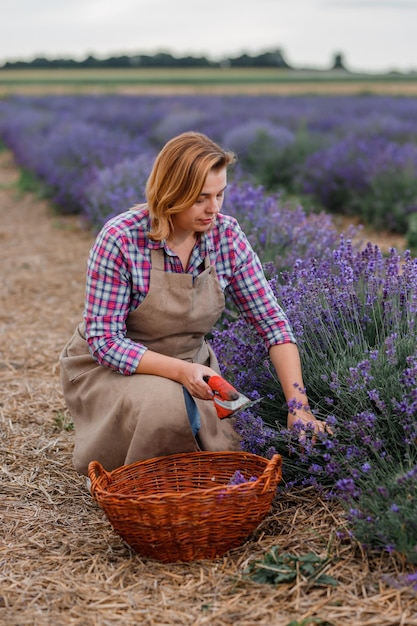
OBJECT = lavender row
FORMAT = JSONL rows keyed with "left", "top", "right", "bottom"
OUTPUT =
{"left": 212, "top": 239, "right": 417, "bottom": 564}
{"left": 1, "top": 94, "right": 417, "bottom": 240}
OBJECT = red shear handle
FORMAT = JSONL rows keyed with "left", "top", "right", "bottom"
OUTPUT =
{"left": 203, "top": 375, "right": 240, "bottom": 400}
{"left": 203, "top": 375, "right": 243, "bottom": 419}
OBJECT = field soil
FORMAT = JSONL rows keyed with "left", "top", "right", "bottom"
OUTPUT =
{"left": 1, "top": 149, "right": 416, "bottom": 626}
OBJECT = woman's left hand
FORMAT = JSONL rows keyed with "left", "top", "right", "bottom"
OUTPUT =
{"left": 287, "top": 407, "right": 330, "bottom": 439}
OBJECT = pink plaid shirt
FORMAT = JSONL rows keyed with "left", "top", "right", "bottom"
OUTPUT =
{"left": 84, "top": 206, "right": 296, "bottom": 375}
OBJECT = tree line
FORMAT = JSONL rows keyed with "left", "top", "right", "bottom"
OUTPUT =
{"left": 2, "top": 49, "right": 295, "bottom": 70}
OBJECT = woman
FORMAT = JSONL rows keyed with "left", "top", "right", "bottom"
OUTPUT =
{"left": 60, "top": 131, "right": 324, "bottom": 476}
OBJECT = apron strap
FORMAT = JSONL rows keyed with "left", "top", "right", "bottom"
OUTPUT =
{"left": 150, "top": 247, "right": 165, "bottom": 270}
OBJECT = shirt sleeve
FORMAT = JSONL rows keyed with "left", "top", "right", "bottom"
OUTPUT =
{"left": 219, "top": 217, "right": 296, "bottom": 349}
{"left": 83, "top": 224, "right": 147, "bottom": 375}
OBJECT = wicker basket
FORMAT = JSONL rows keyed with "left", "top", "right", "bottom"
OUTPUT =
{"left": 88, "top": 450, "right": 282, "bottom": 563}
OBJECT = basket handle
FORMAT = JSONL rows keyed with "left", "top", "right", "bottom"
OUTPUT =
{"left": 87, "top": 460, "right": 110, "bottom": 493}
{"left": 260, "top": 454, "right": 282, "bottom": 493}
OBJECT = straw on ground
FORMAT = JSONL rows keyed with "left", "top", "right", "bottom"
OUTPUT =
{"left": 1, "top": 150, "right": 416, "bottom": 626}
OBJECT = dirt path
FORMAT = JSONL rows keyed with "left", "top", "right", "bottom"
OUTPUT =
{"left": 0, "top": 149, "right": 91, "bottom": 437}
{"left": 1, "top": 150, "right": 416, "bottom": 626}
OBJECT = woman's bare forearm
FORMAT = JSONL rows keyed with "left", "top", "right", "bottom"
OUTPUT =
{"left": 269, "top": 343, "right": 308, "bottom": 406}
{"left": 135, "top": 349, "right": 216, "bottom": 400}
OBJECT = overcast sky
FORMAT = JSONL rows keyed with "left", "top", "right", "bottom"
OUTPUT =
{"left": 1, "top": 0, "right": 416, "bottom": 73}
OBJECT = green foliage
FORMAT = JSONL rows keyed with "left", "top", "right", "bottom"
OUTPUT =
{"left": 17, "top": 168, "right": 51, "bottom": 198}
{"left": 238, "top": 130, "right": 289, "bottom": 186}
{"left": 348, "top": 464, "right": 417, "bottom": 564}
{"left": 241, "top": 125, "right": 325, "bottom": 193}
{"left": 268, "top": 128, "right": 327, "bottom": 193}
{"left": 359, "top": 165, "right": 417, "bottom": 235}
{"left": 406, "top": 212, "right": 417, "bottom": 253}
{"left": 245, "top": 545, "right": 338, "bottom": 587}
{"left": 53, "top": 411, "right": 74, "bottom": 432}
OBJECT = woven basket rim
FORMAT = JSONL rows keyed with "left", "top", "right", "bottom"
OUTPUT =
{"left": 88, "top": 451, "right": 281, "bottom": 501}
{"left": 93, "top": 475, "right": 264, "bottom": 500}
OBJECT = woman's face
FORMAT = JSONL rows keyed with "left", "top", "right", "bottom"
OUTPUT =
{"left": 171, "top": 167, "right": 227, "bottom": 236}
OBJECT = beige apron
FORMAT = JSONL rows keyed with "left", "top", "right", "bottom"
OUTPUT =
{"left": 60, "top": 248, "right": 240, "bottom": 475}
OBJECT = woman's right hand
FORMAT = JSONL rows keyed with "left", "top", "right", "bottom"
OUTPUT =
{"left": 179, "top": 362, "right": 219, "bottom": 400}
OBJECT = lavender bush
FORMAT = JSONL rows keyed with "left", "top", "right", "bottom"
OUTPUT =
{"left": 345, "top": 461, "right": 417, "bottom": 562}
{"left": 223, "top": 120, "right": 294, "bottom": 184}
{"left": 224, "top": 121, "right": 322, "bottom": 190}
{"left": 150, "top": 109, "right": 209, "bottom": 145}
{"left": 35, "top": 121, "right": 147, "bottom": 213}
{"left": 297, "top": 135, "right": 380, "bottom": 212}
{"left": 300, "top": 136, "right": 417, "bottom": 235}
{"left": 82, "top": 153, "right": 155, "bottom": 230}
{"left": 212, "top": 239, "right": 417, "bottom": 562}
{"left": 224, "top": 181, "right": 357, "bottom": 268}
{"left": 360, "top": 144, "right": 417, "bottom": 234}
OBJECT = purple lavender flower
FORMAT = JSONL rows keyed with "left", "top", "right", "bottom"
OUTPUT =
{"left": 228, "top": 470, "right": 258, "bottom": 485}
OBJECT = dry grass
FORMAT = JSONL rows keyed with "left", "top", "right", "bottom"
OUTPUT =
{"left": 1, "top": 68, "right": 417, "bottom": 97}
{"left": 2, "top": 81, "right": 417, "bottom": 97}
{"left": 1, "top": 150, "right": 416, "bottom": 625}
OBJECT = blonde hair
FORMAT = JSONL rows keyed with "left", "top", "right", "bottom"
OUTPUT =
{"left": 146, "top": 131, "right": 236, "bottom": 241}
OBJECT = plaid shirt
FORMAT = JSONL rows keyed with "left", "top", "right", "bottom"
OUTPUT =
{"left": 84, "top": 206, "right": 296, "bottom": 375}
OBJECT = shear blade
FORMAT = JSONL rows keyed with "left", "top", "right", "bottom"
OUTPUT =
{"left": 214, "top": 394, "right": 262, "bottom": 415}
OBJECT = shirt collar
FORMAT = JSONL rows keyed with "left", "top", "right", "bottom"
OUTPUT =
{"left": 147, "top": 230, "right": 215, "bottom": 256}
{"left": 147, "top": 237, "right": 165, "bottom": 250}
